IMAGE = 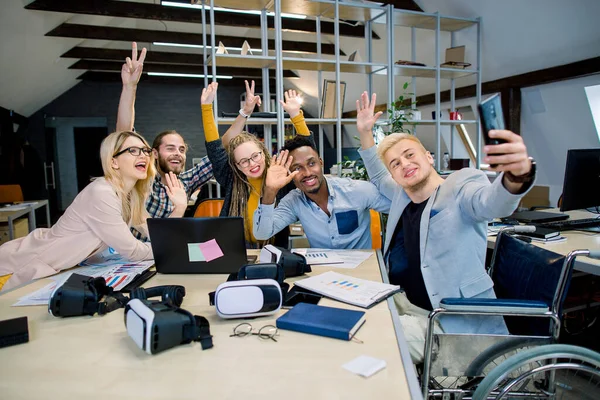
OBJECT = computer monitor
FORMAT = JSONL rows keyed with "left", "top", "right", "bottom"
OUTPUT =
{"left": 560, "top": 148, "right": 600, "bottom": 212}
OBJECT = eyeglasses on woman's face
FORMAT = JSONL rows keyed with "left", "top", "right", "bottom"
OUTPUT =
{"left": 114, "top": 146, "right": 152, "bottom": 157}
{"left": 229, "top": 323, "right": 279, "bottom": 342}
{"left": 236, "top": 151, "right": 264, "bottom": 168}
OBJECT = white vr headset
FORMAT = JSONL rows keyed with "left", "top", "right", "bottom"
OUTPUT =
{"left": 125, "top": 298, "right": 213, "bottom": 354}
{"left": 214, "top": 279, "right": 282, "bottom": 319}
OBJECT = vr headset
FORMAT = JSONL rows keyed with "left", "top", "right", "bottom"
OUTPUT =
{"left": 125, "top": 298, "right": 213, "bottom": 355}
{"left": 259, "top": 245, "right": 311, "bottom": 278}
{"left": 210, "top": 263, "right": 285, "bottom": 319}
{"left": 48, "top": 273, "right": 128, "bottom": 317}
{"left": 49, "top": 273, "right": 186, "bottom": 318}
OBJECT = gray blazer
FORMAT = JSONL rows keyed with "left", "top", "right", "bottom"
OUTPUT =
{"left": 359, "top": 146, "right": 533, "bottom": 334}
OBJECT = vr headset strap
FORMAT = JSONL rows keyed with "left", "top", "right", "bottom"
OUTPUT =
{"left": 97, "top": 292, "right": 129, "bottom": 316}
{"left": 182, "top": 315, "right": 213, "bottom": 350}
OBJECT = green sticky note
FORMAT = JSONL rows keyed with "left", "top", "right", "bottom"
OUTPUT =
{"left": 187, "top": 243, "right": 206, "bottom": 262}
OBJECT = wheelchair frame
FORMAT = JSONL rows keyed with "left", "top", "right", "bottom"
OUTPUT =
{"left": 420, "top": 232, "right": 600, "bottom": 399}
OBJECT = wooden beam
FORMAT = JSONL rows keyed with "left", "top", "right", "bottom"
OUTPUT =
{"left": 46, "top": 23, "right": 342, "bottom": 56}
{"left": 77, "top": 71, "right": 277, "bottom": 91}
{"left": 501, "top": 87, "right": 521, "bottom": 135}
{"left": 69, "top": 59, "right": 299, "bottom": 78}
{"left": 383, "top": 0, "right": 423, "bottom": 12}
{"left": 26, "top": 0, "right": 377, "bottom": 39}
{"left": 62, "top": 47, "right": 206, "bottom": 65}
{"left": 417, "top": 56, "right": 600, "bottom": 106}
{"left": 343, "top": 56, "right": 600, "bottom": 117}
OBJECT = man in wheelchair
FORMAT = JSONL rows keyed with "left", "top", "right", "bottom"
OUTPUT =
{"left": 355, "top": 92, "right": 535, "bottom": 362}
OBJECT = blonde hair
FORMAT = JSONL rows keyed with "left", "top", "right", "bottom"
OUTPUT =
{"left": 226, "top": 133, "right": 272, "bottom": 242}
{"left": 377, "top": 133, "right": 427, "bottom": 164}
{"left": 100, "top": 131, "right": 156, "bottom": 227}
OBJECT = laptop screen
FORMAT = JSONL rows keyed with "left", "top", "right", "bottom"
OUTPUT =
{"left": 147, "top": 217, "right": 247, "bottom": 274}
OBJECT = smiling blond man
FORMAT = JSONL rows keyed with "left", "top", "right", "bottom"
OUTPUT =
{"left": 356, "top": 92, "right": 536, "bottom": 362}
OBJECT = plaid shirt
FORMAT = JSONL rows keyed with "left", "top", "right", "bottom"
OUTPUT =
{"left": 134, "top": 156, "right": 213, "bottom": 240}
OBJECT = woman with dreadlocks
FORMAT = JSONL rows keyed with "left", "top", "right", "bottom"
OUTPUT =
{"left": 201, "top": 80, "right": 314, "bottom": 248}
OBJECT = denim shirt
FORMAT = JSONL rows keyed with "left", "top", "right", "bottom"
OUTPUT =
{"left": 253, "top": 177, "right": 391, "bottom": 249}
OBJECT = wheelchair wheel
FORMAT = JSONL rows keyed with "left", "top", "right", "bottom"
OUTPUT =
{"left": 472, "top": 344, "right": 600, "bottom": 400}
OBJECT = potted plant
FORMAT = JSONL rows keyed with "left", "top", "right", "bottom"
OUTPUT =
{"left": 388, "top": 82, "right": 419, "bottom": 134}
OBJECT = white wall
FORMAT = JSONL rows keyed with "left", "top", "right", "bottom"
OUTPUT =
{"left": 521, "top": 75, "right": 600, "bottom": 205}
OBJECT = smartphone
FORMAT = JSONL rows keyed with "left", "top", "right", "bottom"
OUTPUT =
{"left": 282, "top": 293, "right": 322, "bottom": 309}
{"left": 478, "top": 94, "right": 507, "bottom": 168}
{"left": 478, "top": 93, "right": 507, "bottom": 146}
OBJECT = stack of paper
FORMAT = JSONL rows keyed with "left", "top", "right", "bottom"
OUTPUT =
{"left": 294, "top": 271, "right": 401, "bottom": 309}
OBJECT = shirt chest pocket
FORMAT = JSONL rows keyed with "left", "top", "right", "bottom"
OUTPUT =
{"left": 335, "top": 210, "right": 359, "bottom": 235}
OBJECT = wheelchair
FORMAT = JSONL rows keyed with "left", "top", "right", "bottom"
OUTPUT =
{"left": 420, "top": 230, "right": 600, "bottom": 399}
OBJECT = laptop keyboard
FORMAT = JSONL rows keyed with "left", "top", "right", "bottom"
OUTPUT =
{"left": 534, "top": 217, "right": 600, "bottom": 231}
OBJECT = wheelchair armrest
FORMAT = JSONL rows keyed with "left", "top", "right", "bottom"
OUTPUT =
{"left": 439, "top": 298, "right": 549, "bottom": 314}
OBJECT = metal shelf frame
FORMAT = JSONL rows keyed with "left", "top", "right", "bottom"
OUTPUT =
{"left": 201, "top": 0, "right": 482, "bottom": 168}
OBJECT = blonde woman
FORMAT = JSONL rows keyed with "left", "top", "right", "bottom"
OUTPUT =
{"left": 201, "top": 81, "right": 314, "bottom": 247}
{"left": 0, "top": 131, "right": 185, "bottom": 292}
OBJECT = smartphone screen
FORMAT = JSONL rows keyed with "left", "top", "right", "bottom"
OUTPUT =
{"left": 282, "top": 293, "right": 322, "bottom": 309}
{"left": 478, "top": 93, "right": 507, "bottom": 167}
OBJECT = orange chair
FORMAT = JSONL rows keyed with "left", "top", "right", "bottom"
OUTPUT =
{"left": 370, "top": 210, "right": 383, "bottom": 249}
{"left": 194, "top": 198, "right": 224, "bottom": 218}
{"left": 0, "top": 185, "right": 24, "bottom": 203}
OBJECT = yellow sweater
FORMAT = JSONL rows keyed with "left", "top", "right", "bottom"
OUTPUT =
{"left": 0, "top": 274, "right": 10, "bottom": 291}
{"left": 202, "top": 105, "right": 310, "bottom": 243}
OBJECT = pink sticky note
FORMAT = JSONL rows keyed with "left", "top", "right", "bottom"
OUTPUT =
{"left": 198, "top": 239, "right": 224, "bottom": 262}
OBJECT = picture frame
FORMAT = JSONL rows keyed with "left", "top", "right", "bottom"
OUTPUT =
{"left": 320, "top": 80, "right": 347, "bottom": 119}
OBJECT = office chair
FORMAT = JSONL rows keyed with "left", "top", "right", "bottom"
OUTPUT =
{"left": 0, "top": 185, "right": 24, "bottom": 203}
{"left": 193, "top": 198, "right": 224, "bottom": 218}
{"left": 370, "top": 210, "right": 383, "bottom": 250}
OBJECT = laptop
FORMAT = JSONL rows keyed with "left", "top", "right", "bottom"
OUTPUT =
{"left": 509, "top": 210, "right": 570, "bottom": 224}
{"left": 147, "top": 217, "right": 247, "bottom": 274}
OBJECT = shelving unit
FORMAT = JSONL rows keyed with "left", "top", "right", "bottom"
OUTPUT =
{"left": 201, "top": 0, "right": 482, "bottom": 168}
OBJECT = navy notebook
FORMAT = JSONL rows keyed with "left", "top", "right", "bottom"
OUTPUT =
{"left": 276, "top": 303, "right": 366, "bottom": 341}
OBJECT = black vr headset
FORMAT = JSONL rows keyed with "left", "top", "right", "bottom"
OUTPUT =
{"left": 48, "top": 273, "right": 186, "bottom": 318}
{"left": 48, "top": 273, "right": 128, "bottom": 317}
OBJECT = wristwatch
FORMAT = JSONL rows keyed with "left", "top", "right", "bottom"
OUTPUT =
{"left": 239, "top": 108, "right": 250, "bottom": 119}
{"left": 505, "top": 157, "right": 536, "bottom": 183}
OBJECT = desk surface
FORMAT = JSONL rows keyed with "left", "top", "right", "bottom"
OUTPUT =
{"left": 0, "top": 250, "right": 419, "bottom": 399}
{"left": 488, "top": 209, "right": 600, "bottom": 275}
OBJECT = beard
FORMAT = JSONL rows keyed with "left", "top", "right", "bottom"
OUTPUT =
{"left": 299, "top": 175, "right": 323, "bottom": 195}
{"left": 158, "top": 155, "right": 184, "bottom": 175}
{"left": 404, "top": 167, "right": 432, "bottom": 193}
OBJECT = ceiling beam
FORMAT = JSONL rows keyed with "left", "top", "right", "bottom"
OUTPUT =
{"left": 26, "top": 0, "right": 377, "bottom": 39}
{"left": 343, "top": 56, "right": 600, "bottom": 117}
{"left": 383, "top": 0, "right": 423, "bottom": 12}
{"left": 77, "top": 71, "right": 277, "bottom": 90}
{"left": 62, "top": 46, "right": 206, "bottom": 65}
{"left": 46, "top": 23, "right": 343, "bottom": 56}
{"left": 69, "top": 59, "right": 299, "bottom": 78}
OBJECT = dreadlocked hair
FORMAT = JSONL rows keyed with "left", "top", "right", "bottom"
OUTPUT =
{"left": 226, "top": 133, "right": 274, "bottom": 245}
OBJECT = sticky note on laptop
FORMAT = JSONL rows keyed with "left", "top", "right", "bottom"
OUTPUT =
{"left": 187, "top": 243, "right": 206, "bottom": 262}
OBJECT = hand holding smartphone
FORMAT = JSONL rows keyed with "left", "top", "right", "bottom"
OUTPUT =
{"left": 478, "top": 94, "right": 507, "bottom": 167}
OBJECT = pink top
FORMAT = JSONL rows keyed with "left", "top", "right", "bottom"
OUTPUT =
{"left": 0, "top": 178, "right": 153, "bottom": 291}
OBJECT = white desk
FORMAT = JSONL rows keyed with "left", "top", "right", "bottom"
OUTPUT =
{"left": 0, "top": 200, "right": 51, "bottom": 239}
{"left": 488, "top": 209, "right": 600, "bottom": 275}
{"left": 0, "top": 250, "right": 422, "bottom": 399}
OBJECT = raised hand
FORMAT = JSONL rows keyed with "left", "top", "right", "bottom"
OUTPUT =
{"left": 164, "top": 172, "right": 188, "bottom": 213}
{"left": 121, "top": 42, "right": 147, "bottom": 87}
{"left": 201, "top": 82, "right": 219, "bottom": 105}
{"left": 265, "top": 150, "right": 299, "bottom": 191}
{"left": 356, "top": 91, "right": 383, "bottom": 135}
{"left": 242, "top": 80, "right": 262, "bottom": 115}
{"left": 279, "top": 89, "right": 302, "bottom": 118}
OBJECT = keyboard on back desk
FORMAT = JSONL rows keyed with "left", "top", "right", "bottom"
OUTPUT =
{"left": 534, "top": 217, "right": 600, "bottom": 231}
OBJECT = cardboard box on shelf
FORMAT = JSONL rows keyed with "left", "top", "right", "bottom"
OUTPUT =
{"left": 520, "top": 185, "right": 550, "bottom": 209}
{"left": 0, "top": 217, "right": 29, "bottom": 245}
